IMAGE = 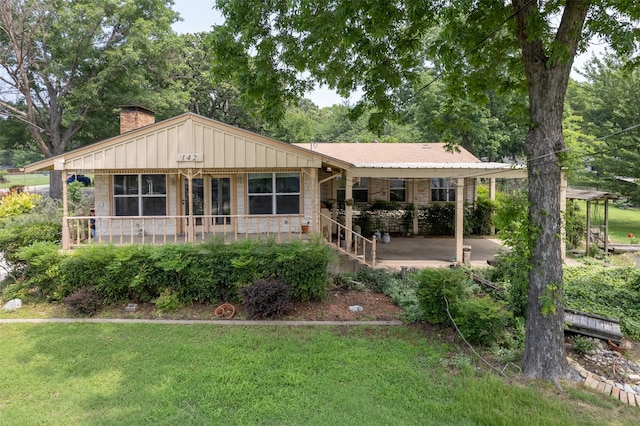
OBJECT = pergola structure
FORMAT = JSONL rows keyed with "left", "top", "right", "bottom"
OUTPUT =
{"left": 566, "top": 188, "right": 620, "bottom": 256}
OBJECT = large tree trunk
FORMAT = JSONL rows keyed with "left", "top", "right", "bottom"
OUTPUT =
{"left": 513, "top": 0, "right": 588, "bottom": 382}
{"left": 49, "top": 171, "right": 63, "bottom": 199}
{"left": 521, "top": 84, "right": 577, "bottom": 381}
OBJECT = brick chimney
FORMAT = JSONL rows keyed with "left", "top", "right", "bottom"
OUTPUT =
{"left": 119, "top": 105, "right": 155, "bottom": 134}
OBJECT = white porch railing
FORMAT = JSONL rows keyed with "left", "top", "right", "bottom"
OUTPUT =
{"left": 320, "top": 213, "right": 376, "bottom": 267}
{"left": 65, "top": 214, "right": 311, "bottom": 248}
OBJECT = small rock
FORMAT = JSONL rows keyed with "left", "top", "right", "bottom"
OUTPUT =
{"left": 348, "top": 305, "right": 364, "bottom": 313}
{"left": 628, "top": 374, "right": 640, "bottom": 382}
{"left": 3, "top": 298, "right": 22, "bottom": 312}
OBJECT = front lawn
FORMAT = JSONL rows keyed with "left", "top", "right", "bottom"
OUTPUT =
{"left": 0, "top": 323, "right": 636, "bottom": 425}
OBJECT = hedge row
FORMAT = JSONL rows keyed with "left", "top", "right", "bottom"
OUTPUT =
{"left": 8, "top": 238, "right": 334, "bottom": 304}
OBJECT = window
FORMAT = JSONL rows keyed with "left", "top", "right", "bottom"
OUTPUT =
{"left": 389, "top": 178, "right": 406, "bottom": 202}
{"left": 337, "top": 177, "right": 368, "bottom": 203}
{"left": 114, "top": 174, "right": 167, "bottom": 216}
{"left": 431, "top": 178, "right": 456, "bottom": 202}
{"left": 248, "top": 172, "right": 300, "bottom": 215}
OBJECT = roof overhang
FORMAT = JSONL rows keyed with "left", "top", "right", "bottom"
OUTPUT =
{"left": 566, "top": 188, "right": 620, "bottom": 201}
{"left": 347, "top": 163, "right": 527, "bottom": 179}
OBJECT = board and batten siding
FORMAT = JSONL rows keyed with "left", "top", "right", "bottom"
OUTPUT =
{"left": 62, "top": 116, "right": 321, "bottom": 171}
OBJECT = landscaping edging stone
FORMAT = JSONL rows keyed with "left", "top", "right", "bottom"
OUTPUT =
{"left": 568, "top": 356, "right": 640, "bottom": 408}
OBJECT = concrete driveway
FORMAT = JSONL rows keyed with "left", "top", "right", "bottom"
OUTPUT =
{"left": 374, "top": 236, "right": 506, "bottom": 269}
{"left": 374, "top": 236, "right": 583, "bottom": 270}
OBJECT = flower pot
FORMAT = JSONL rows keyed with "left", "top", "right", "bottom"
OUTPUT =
{"left": 301, "top": 225, "right": 310, "bottom": 234}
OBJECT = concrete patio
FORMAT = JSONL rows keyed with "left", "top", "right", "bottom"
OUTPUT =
{"left": 372, "top": 236, "right": 583, "bottom": 270}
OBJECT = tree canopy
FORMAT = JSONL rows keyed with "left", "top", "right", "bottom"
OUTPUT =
{"left": 0, "top": 0, "right": 179, "bottom": 197}
{"left": 211, "top": 0, "right": 640, "bottom": 382}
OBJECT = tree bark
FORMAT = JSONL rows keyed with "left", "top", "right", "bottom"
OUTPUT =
{"left": 512, "top": 0, "right": 588, "bottom": 382}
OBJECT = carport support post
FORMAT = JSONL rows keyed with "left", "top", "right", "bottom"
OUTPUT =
{"left": 345, "top": 172, "right": 353, "bottom": 252}
{"left": 412, "top": 179, "right": 419, "bottom": 235}
{"left": 489, "top": 177, "right": 496, "bottom": 235}
{"left": 455, "top": 178, "right": 464, "bottom": 263}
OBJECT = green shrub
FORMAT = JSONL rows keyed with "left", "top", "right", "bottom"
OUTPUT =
{"left": 13, "top": 241, "right": 62, "bottom": 299}
{"left": 454, "top": 296, "right": 511, "bottom": 346}
{"left": 154, "top": 288, "right": 181, "bottom": 313}
{"left": 0, "top": 192, "right": 40, "bottom": 218}
{"left": 15, "top": 239, "right": 333, "bottom": 306}
{"left": 63, "top": 286, "right": 103, "bottom": 316}
{"left": 569, "top": 335, "right": 596, "bottom": 355}
{"left": 415, "top": 268, "right": 469, "bottom": 324}
{"left": 275, "top": 238, "right": 333, "bottom": 301}
{"left": 419, "top": 203, "right": 456, "bottom": 236}
{"left": 0, "top": 216, "right": 61, "bottom": 265}
{"left": 241, "top": 278, "right": 292, "bottom": 319}
{"left": 564, "top": 201, "right": 585, "bottom": 250}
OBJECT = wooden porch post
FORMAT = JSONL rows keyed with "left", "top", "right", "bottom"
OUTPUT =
{"left": 61, "top": 172, "right": 70, "bottom": 250}
{"left": 412, "top": 179, "right": 419, "bottom": 235}
{"left": 560, "top": 173, "right": 567, "bottom": 260}
{"left": 604, "top": 198, "right": 609, "bottom": 256}
{"left": 489, "top": 177, "right": 496, "bottom": 235}
{"left": 310, "top": 167, "right": 318, "bottom": 232}
{"left": 585, "top": 199, "right": 591, "bottom": 257}
{"left": 345, "top": 172, "right": 353, "bottom": 252}
{"left": 187, "top": 169, "right": 195, "bottom": 243}
{"left": 455, "top": 178, "right": 464, "bottom": 263}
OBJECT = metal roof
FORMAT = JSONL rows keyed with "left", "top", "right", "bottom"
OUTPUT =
{"left": 566, "top": 188, "right": 620, "bottom": 201}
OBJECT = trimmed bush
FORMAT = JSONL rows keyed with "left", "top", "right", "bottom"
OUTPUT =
{"left": 63, "top": 286, "right": 103, "bottom": 316}
{"left": 0, "top": 216, "right": 61, "bottom": 265}
{"left": 241, "top": 279, "right": 292, "bottom": 319}
{"left": 154, "top": 289, "right": 181, "bottom": 313}
{"left": 415, "top": 268, "right": 469, "bottom": 324}
{"left": 14, "top": 239, "right": 333, "bottom": 306}
{"left": 12, "top": 242, "right": 62, "bottom": 299}
{"left": 454, "top": 296, "right": 511, "bottom": 346}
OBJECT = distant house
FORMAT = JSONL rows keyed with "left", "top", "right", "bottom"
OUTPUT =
{"left": 22, "top": 107, "right": 526, "bottom": 265}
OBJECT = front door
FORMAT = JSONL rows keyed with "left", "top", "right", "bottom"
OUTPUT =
{"left": 184, "top": 176, "right": 232, "bottom": 234}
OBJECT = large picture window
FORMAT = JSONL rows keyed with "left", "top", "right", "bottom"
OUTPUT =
{"left": 337, "top": 177, "right": 368, "bottom": 204}
{"left": 248, "top": 172, "right": 300, "bottom": 215}
{"left": 431, "top": 178, "right": 456, "bottom": 202}
{"left": 114, "top": 174, "right": 167, "bottom": 216}
{"left": 389, "top": 178, "right": 406, "bottom": 202}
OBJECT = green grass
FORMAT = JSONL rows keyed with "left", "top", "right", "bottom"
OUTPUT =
{"left": 0, "top": 323, "right": 636, "bottom": 425}
{"left": 572, "top": 200, "right": 640, "bottom": 243}
{"left": 606, "top": 206, "right": 640, "bottom": 243}
{"left": 0, "top": 173, "right": 49, "bottom": 189}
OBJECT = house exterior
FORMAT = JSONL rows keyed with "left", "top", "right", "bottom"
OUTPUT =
{"left": 22, "top": 108, "right": 527, "bottom": 265}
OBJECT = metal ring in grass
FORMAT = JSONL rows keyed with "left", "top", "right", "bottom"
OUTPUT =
{"left": 214, "top": 303, "right": 236, "bottom": 319}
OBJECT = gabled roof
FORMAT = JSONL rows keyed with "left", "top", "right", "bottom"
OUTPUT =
{"left": 22, "top": 113, "right": 351, "bottom": 173}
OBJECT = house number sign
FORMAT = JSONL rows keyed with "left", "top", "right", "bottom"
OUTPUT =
{"left": 177, "top": 153, "right": 202, "bottom": 162}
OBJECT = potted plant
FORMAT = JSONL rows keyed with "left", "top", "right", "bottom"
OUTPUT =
{"left": 301, "top": 219, "right": 310, "bottom": 234}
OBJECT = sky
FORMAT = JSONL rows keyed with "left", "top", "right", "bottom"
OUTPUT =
{"left": 170, "top": 0, "right": 602, "bottom": 108}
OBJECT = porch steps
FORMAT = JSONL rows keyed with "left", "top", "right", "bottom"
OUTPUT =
{"left": 328, "top": 247, "right": 366, "bottom": 274}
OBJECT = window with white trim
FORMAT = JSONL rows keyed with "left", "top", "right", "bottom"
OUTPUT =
{"left": 337, "top": 177, "right": 368, "bottom": 203}
{"left": 389, "top": 178, "right": 406, "bottom": 202}
{"left": 248, "top": 172, "right": 300, "bottom": 214}
{"left": 114, "top": 174, "right": 167, "bottom": 216}
{"left": 431, "top": 178, "right": 456, "bottom": 202}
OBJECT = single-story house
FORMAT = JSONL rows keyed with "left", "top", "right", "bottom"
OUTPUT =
{"left": 22, "top": 107, "right": 528, "bottom": 266}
